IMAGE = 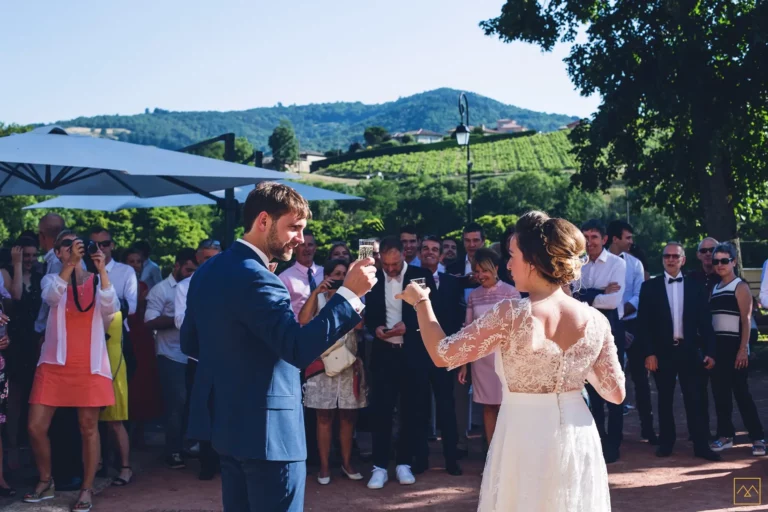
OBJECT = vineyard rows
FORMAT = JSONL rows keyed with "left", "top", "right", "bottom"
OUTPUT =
{"left": 319, "top": 131, "right": 578, "bottom": 178}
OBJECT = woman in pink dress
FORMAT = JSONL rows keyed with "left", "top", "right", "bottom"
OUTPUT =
{"left": 458, "top": 248, "right": 520, "bottom": 445}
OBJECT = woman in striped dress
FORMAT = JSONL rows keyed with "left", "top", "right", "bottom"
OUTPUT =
{"left": 457, "top": 248, "right": 520, "bottom": 445}
{"left": 708, "top": 242, "right": 765, "bottom": 456}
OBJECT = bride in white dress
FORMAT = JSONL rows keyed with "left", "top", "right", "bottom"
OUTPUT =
{"left": 397, "top": 211, "right": 625, "bottom": 511}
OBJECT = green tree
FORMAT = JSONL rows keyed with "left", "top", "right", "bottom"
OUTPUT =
{"left": 363, "top": 126, "right": 390, "bottom": 147}
{"left": 348, "top": 142, "right": 363, "bottom": 154}
{"left": 268, "top": 120, "right": 299, "bottom": 171}
{"left": 481, "top": 0, "right": 768, "bottom": 258}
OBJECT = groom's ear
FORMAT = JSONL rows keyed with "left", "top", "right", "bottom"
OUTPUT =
{"left": 251, "top": 211, "right": 270, "bottom": 233}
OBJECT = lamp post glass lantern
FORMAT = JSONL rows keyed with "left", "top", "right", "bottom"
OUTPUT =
{"left": 456, "top": 92, "right": 472, "bottom": 223}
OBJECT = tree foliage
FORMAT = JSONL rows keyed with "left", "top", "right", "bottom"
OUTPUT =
{"left": 268, "top": 120, "right": 299, "bottom": 171}
{"left": 363, "top": 126, "right": 391, "bottom": 146}
{"left": 481, "top": 0, "right": 768, "bottom": 246}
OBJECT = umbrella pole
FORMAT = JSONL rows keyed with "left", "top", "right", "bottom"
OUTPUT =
{"left": 223, "top": 134, "right": 237, "bottom": 248}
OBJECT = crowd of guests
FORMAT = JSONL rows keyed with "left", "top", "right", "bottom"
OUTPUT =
{"left": 0, "top": 211, "right": 764, "bottom": 509}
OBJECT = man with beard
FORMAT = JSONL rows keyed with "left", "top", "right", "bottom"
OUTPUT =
{"left": 441, "top": 238, "right": 459, "bottom": 268}
{"left": 181, "top": 182, "right": 376, "bottom": 512}
{"left": 145, "top": 249, "right": 198, "bottom": 472}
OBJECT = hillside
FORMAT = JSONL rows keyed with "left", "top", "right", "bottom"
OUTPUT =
{"left": 56, "top": 88, "right": 578, "bottom": 153}
{"left": 317, "top": 131, "right": 577, "bottom": 178}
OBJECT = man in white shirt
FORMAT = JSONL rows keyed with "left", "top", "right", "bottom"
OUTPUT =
{"left": 278, "top": 230, "right": 324, "bottom": 320}
{"left": 607, "top": 220, "right": 657, "bottom": 444}
{"left": 145, "top": 248, "right": 198, "bottom": 470}
{"left": 34, "top": 213, "right": 66, "bottom": 334}
{"left": 174, "top": 240, "right": 223, "bottom": 330}
{"left": 577, "top": 219, "right": 627, "bottom": 464}
{"left": 417, "top": 236, "right": 461, "bottom": 475}
{"left": 636, "top": 242, "right": 720, "bottom": 461}
{"left": 90, "top": 227, "right": 137, "bottom": 316}
{"left": 134, "top": 240, "right": 163, "bottom": 290}
{"left": 759, "top": 258, "right": 768, "bottom": 308}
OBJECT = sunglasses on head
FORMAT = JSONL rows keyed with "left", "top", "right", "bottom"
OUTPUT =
{"left": 662, "top": 254, "right": 681, "bottom": 260}
{"left": 199, "top": 239, "right": 221, "bottom": 250}
{"left": 713, "top": 257, "right": 733, "bottom": 266}
{"left": 698, "top": 247, "right": 714, "bottom": 254}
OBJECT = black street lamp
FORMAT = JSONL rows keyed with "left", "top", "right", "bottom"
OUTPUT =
{"left": 456, "top": 92, "right": 472, "bottom": 223}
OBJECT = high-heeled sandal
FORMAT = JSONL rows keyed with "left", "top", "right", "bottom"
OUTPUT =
{"left": 72, "top": 489, "right": 93, "bottom": 512}
{"left": 111, "top": 466, "right": 133, "bottom": 486}
{"left": 22, "top": 478, "right": 54, "bottom": 503}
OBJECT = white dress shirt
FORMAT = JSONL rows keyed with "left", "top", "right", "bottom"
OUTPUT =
{"left": 140, "top": 258, "right": 163, "bottom": 290}
{"left": 579, "top": 248, "right": 627, "bottom": 317}
{"left": 145, "top": 274, "right": 186, "bottom": 364}
{"left": 759, "top": 259, "right": 768, "bottom": 308}
{"left": 383, "top": 262, "right": 408, "bottom": 345}
{"left": 664, "top": 271, "right": 685, "bottom": 340}
{"left": 174, "top": 277, "right": 191, "bottom": 331}
{"left": 106, "top": 259, "right": 138, "bottom": 315}
{"left": 620, "top": 252, "right": 644, "bottom": 321}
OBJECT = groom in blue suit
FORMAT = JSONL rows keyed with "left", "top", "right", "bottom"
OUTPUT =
{"left": 180, "top": 182, "right": 377, "bottom": 512}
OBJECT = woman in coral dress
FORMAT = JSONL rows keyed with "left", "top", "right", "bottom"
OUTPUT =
{"left": 23, "top": 231, "right": 119, "bottom": 512}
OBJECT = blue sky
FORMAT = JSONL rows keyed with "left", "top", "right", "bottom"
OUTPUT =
{"left": 0, "top": 0, "right": 600, "bottom": 125}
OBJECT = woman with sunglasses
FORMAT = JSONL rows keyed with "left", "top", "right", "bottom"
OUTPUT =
{"left": 23, "top": 231, "right": 120, "bottom": 511}
{"left": 708, "top": 243, "right": 765, "bottom": 457}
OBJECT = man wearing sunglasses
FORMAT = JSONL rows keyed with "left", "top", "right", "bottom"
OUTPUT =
{"left": 636, "top": 242, "right": 720, "bottom": 461}
{"left": 90, "top": 226, "right": 137, "bottom": 316}
{"left": 689, "top": 237, "right": 721, "bottom": 295}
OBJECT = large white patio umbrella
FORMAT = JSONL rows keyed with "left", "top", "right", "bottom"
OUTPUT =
{"left": 24, "top": 181, "right": 362, "bottom": 211}
{"left": 0, "top": 126, "right": 291, "bottom": 196}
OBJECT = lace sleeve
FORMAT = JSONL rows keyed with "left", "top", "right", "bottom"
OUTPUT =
{"left": 586, "top": 314, "right": 626, "bottom": 402}
{"left": 437, "top": 299, "right": 517, "bottom": 371}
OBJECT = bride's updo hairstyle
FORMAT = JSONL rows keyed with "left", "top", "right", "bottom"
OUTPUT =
{"left": 514, "top": 211, "right": 586, "bottom": 286}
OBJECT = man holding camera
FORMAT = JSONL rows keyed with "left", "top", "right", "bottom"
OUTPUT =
{"left": 89, "top": 227, "right": 137, "bottom": 315}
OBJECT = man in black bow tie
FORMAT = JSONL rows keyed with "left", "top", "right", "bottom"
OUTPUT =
{"left": 636, "top": 242, "right": 721, "bottom": 461}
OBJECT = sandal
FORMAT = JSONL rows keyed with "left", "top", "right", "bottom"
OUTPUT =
{"left": 72, "top": 489, "right": 93, "bottom": 512}
{"left": 0, "top": 485, "right": 16, "bottom": 497}
{"left": 111, "top": 466, "right": 133, "bottom": 487}
{"left": 753, "top": 440, "right": 766, "bottom": 457}
{"left": 22, "top": 479, "right": 54, "bottom": 503}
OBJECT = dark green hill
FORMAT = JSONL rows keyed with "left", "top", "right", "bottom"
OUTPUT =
{"left": 57, "top": 88, "right": 578, "bottom": 153}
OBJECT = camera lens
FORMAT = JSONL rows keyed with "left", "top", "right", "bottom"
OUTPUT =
{"left": 87, "top": 241, "right": 99, "bottom": 255}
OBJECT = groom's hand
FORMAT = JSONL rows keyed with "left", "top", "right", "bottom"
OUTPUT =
{"left": 343, "top": 258, "right": 377, "bottom": 297}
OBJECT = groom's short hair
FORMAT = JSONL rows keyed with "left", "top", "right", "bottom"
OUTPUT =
{"left": 243, "top": 182, "right": 312, "bottom": 232}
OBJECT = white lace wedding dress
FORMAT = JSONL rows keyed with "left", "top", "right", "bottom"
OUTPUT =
{"left": 438, "top": 298, "right": 624, "bottom": 512}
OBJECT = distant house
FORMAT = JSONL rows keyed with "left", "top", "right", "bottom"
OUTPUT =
{"left": 496, "top": 119, "right": 526, "bottom": 133}
{"left": 265, "top": 150, "right": 326, "bottom": 173}
{"left": 392, "top": 128, "right": 444, "bottom": 144}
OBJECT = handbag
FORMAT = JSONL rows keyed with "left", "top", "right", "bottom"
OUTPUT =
{"left": 321, "top": 340, "right": 356, "bottom": 377}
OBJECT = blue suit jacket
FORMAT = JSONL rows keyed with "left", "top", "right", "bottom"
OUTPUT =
{"left": 180, "top": 242, "right": 362, "bottom": 461}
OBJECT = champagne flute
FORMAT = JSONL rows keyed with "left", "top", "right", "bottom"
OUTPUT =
{"left": 358, "top": 239, "right": 377, "bottom": 261}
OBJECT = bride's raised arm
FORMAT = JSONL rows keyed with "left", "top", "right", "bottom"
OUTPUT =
{"left": 585, "top": 313, "right": 626, "bottom": 405}
{"left": 397, "top": 283, "right": 519, "bottom": 370}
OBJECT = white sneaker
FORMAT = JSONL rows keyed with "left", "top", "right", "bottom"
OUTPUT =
{"left": 396, "top": 464, "right": 416, "bottom": 485}
{"left": 367, "top": 467, "right": 388, "bottom": 489}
